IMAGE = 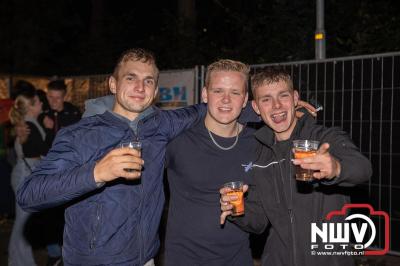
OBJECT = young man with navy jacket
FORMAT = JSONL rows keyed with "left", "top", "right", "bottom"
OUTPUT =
{"left": 17, "top": 48, "right": 204, "bottom": 266}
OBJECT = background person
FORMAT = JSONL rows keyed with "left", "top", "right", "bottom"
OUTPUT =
{"left": 38, "top": 79, "right": 81, "bottom": 265}
{"left": 40, "top": 79, "right": 81, "bottom": 143}
{"left": 8, "top": 89, "right": 51, "bottom": 266}
{"left": 14, "top": 80, "right": 77, "bottom": 265}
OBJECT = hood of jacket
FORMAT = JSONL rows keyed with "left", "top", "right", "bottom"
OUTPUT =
{"left": 83, "top": 95, "right": 115, "bottom": 117}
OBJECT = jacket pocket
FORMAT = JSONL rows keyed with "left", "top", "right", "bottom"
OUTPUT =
{"left": 64, "top": 200, "right": 101, "bottom": 255}
{"left": 93, "top": 185, "right": 140, "bottom": 255}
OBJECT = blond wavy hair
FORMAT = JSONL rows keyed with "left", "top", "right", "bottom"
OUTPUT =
{"left": 205, "top": 59, "right": 250, "bottom": 89}
{"left": 9, "top": 94, "right": 35, "bottom": 125}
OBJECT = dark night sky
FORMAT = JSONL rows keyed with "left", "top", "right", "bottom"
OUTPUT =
{"left": 0, "top": 0, "right": 399, "bottom": 76}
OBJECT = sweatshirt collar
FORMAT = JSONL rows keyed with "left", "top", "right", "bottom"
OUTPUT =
{"left": 110, "top": 106, "right": 155, "bottom": 123}
{"left": 109, "top": 106, "right": 155, "bottom": 135}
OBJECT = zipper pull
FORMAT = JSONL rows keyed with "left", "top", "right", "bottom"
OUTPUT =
{"left": 90, "top": 239, "right": 95, "bottom": 249}
{"left": 289, "top": 209, "right": 294, "bottom": 223}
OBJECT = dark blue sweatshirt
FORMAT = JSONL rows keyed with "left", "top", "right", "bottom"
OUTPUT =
{"left": 165, "top": 120, "right": 259, "bottom": 266}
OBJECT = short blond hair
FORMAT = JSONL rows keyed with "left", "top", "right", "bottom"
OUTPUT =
{"left": 205, "top": 59, "right": 250, "bottom": 89}
{"left": 251, "top": 66, "right": 293, "bottom": 96}
{"left": 112, "top": 48, "right": 159, "bottom": 82}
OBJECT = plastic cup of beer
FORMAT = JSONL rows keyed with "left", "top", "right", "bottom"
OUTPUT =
{"left": 293, "top": 140, "right": 319, "bottom": 181}
{"left": 224, "top": 181, "right": 244, "bottom": 216}
{"left": 119, "top": 141, "right": 142, "bottom": 172}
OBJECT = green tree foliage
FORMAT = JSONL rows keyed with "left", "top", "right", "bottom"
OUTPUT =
{"left": 327, "top": 0, "right": 400, "bottom": 56}
{"left": 0, "top": 0, "right": 398, "bottom": 75}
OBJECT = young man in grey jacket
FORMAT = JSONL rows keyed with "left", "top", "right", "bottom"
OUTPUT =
{"left": 220, "top": 67, "right": 372, "bottom": 266}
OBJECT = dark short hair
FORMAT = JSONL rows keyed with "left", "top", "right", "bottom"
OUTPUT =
{"left": 251, "top": 66, "right": 293, "bottom": 96}
{"left": 11, "top": 80, "right": 36, "bottom": 100}
{"left": 48, "top": 79, "right": 67, "bottom": 92}
{"left": 112, "top": 48, "right": 159, "bottom": 82}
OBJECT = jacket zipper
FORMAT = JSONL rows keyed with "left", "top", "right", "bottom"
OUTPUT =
{"left": 287, "top": 148, "right": 298, "bottom": 266}
{"left": 288, "top": 148, "right": 297, "bottom": 265}
{"left": 90, "top": 203, "right": 102, "bottom": 250}
{"left": 278, "top": 163, "right": 298, "bottom": 266}
{"left": 276, "top": 148, "right": 298, "bottom": 266}
{"left": 289, "top": 209, "right": 298, "bottom": 266}
{"left": 136, "top": 120, "right": 144, "bottom": 265}
{"left": 138, "top": 186, "right": 144, "bottom": 265}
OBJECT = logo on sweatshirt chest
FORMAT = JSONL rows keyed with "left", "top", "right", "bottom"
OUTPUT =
{"left": 242, "top": 159, "right": 286, "bottom": 172}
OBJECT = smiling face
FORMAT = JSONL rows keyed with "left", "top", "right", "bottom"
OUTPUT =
{"left": 252, "top": 79, "right": 299, "bottom": 141}
{"left": 202, "top": 70, "right": 248, "bottom": 129}
{"left": 47, "top": 89, "right": 65, "bottom": 112}
{"left": 109, "top": 59, "right": 158, "bottom": 120}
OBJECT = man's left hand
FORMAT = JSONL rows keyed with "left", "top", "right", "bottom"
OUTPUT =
{"left": 296, "top": 100, "right": 318, "bottom": 118}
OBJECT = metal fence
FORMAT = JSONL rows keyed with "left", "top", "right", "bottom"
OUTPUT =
{"left": 250, "top": 52, "right": 400, "bottom": 255}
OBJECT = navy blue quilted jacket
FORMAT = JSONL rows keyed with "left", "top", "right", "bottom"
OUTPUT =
{"left": 17, "top": 103, "right": 204, "bottom": 265}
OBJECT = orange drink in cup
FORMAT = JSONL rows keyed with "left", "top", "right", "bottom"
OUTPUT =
{"left": 224, "top": 181, "right": 244, "bottom": 216}
{"left": 293, "top": 140, "right": 319, "bottom": 181}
